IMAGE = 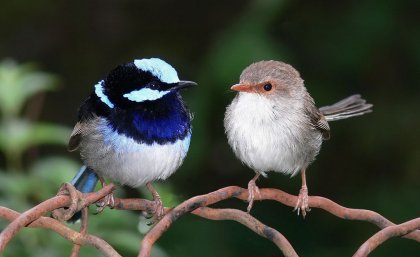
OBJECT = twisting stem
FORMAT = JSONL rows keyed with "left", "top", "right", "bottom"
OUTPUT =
{"left": 0, "top": 184, "right": 115, "bottom": 251}
{"left": 0, "top": 207, "right": 120, "bottom": 257}
{"left": 138, "top": 186, "right": 420, "bottom": 257}
{"left": 70, "top": 207, "right": 89, "bottom": 257}
{"left": 193, "top": 207, "right": 299, "bottom": 257}
{"left": 0, "top": 184, "right": 418, "bottom": 257}
{"left": 353, "top": 217, "right": 420, "bottom": 257}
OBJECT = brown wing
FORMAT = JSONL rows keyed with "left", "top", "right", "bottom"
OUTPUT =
{"left": 68, "top": 122, "right": 85, "bottom": 152}
{"left": 68, "top": 94, "right": 108, "bottom": 151}
{"left": 304, "top": 92, "right": 331, "bottom": 140}
{"left": 314, "top": 114, "right": 330, "bottom": 140}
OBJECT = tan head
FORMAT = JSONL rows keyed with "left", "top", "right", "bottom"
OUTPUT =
{"left": 231, "top": 60, "right": 305, "bottom": 99}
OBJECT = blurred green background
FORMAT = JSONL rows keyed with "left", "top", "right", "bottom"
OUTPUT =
{"left": 0, "top": 0, "right": 419, "bottom": 256}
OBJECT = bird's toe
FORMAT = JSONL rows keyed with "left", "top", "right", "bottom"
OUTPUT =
{"left": 294, "top": 186, "right": 310, "bottom": 218}
{"left": 247, "top": 179, "right": 260, "bottom": 213}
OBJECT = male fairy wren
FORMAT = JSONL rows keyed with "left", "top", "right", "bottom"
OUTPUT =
{"left": 68, "top": 58, "right": 196, "bottom": 221}
{"left": 224, "top": 60, "right": 372, "bottom": 217}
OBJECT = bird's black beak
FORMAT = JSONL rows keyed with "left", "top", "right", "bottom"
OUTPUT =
{"left": 170, "top": 80, "right": 197, "bottom": 91}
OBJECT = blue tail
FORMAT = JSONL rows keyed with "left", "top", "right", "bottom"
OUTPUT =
{"left": 67, "top": 166, "right": 99, "bottom": 223}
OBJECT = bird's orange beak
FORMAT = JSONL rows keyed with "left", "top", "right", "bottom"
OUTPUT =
{"left": 230, "top": 83, "right": 254, "bottom": 93}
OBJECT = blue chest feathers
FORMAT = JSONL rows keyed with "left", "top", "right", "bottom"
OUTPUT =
{"left": 107, "top": 93, "right": 191, "bottom": 145}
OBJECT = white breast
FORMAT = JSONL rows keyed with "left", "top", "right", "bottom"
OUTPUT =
{"left": 79, "top": 118, "right": 190, "bottom": 188}
{"left": 224, "top": 93, "right": 322, "bottom": 176}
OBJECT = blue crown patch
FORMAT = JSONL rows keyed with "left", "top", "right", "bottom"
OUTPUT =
{"left": 134, "top": 58, "right": 180, "bottom": 84}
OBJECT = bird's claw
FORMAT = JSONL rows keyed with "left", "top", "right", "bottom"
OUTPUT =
{"left": 142, "top": 211, "right": 157, "bottom": 226}
{"left": 95, "top": 193, "right": 115, "bottom": 214}
{"left": 144, "top": 197, "right": 165, "bottom": 226}
{"left": 143, "top": 211, "right": 154, "bottom": 219}
{"left": 247, "top": 179, "right": 261, "bottom": 213}
{"left": 293, "top": 186, "right": 310, "bottom": 218}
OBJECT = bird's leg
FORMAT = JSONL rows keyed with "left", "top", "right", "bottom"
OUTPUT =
{"left": 146, "top": 182, "right": 165, "bottom": 222}
{"left": 247, "top": 172, "right": 261, "bottom": 213}
{"left": 95, "top": 177, "right": 115, "bottom": 213}
{"left": 294, "top": 169, "right": 310, "bottom": 218}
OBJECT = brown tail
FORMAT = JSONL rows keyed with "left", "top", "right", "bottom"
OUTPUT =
{"left": 319, "top": 94, "right": 373, "bottom": 122}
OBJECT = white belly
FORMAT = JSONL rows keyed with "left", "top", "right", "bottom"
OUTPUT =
{"left": 79, "top": 118, "right": 190, "bottom": 187}
{"left": 224, "top": 93, "right": 322, "bottom": 176}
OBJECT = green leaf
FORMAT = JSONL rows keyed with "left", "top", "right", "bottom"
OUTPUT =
{"left": 0, "top": 119, "right": 71, "bottom": 157}
{"left": 0, "top": 59, "right": 59, "bottom": 117}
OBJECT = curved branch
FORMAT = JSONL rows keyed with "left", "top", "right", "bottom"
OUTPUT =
{"left": 193, "top": 207, "right": 299, "bottom": 257}
{"left": 0, "top": 184, "right": 115, "bottom": 251}
{"left": 0, "top": 207, "right": 120, "bottom": 257}
{"left": 138, "top": 186, "right": 249, "bottom": 257}
{"left": 258, "top": 188, "right": 420, "bottom": 241}
{"left": 70, "top": 207, "right": 89, "bottom": 257}
{"left": 353, "top": 217, "right": 420, "bottom": 257}
{"left": 138, "top": 186, "right": 419, "bottom": 257}
{"left": 1, "top": 185, "right": 418, "bottom": 257}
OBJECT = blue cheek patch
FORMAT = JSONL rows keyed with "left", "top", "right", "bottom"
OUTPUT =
{"left": 94, "top": 81, "right": 115, "bottom": 108}
{"left": 107, "top": 94, "right": 191, "bottom": 145}
{"left": 182, "top": 132, "right": 192, "bottom": 152}
{"left": 123, "top": 88, "right": 171, "bottom": 102}
{"left": 134, "top": 58, "right": 180, "bottom": 84}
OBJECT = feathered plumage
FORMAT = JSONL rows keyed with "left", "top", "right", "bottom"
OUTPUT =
{"left": 68, "top": 58, "right": 196, "bottom": 221}
{"left": 224, "top": 60, "right": 372, "bottom": 216}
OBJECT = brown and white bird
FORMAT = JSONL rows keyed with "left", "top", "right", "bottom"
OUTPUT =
{"left": 224, "top": 60, "right": 372, "bottom": 217}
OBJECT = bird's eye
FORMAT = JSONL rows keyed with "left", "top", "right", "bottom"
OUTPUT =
{"left": 149, "top": 82, "right": 158, "bottom": 89}
{"left": 263, "top": 83, "right": 272, "bottom": 91}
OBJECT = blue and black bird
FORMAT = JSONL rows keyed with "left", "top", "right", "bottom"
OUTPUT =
{"left": 68, "top": 58, "right": 196, "bottom": 221}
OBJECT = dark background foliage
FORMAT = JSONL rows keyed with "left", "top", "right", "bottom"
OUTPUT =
{"left": 0, "top": 0, "right": 419, "bottom": 256}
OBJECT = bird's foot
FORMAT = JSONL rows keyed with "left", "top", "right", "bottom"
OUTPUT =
{"left": 247, "top": 179, "right": 261, "bottom": 213}
{"left": 94, "top": 177, "right": 115, "bottom": 214}
{"left": 293, "top": 185, "right": 310, "bottom": 218}
{"left": 95, "top": 193, "right": 115, "bottom": 214}
{"left": 145, "top": 197, "right": 164, "bottom": 226}
{"left": 147, "top": 195, "right": 165, "bottom": 225}
{"left": 146, "top": 183, "right": 165, "bottom": 225}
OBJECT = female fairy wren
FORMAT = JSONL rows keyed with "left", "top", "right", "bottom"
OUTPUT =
{"left": 68, "top": 58, "right": 196, "bottom": 221}
{"left": 224, "top": 60, "right": 372, "bottom": 217}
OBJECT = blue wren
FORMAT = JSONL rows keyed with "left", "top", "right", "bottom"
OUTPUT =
{"left": 224, "top": 60, "right": 372, "bottom": 217}
{"left": 68, "top": 58, "right": 196, "bottom": 222}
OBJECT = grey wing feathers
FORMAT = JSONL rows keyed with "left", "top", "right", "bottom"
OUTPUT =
{"left": 319, "top": 94, "right": 373, "bottom": 122}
